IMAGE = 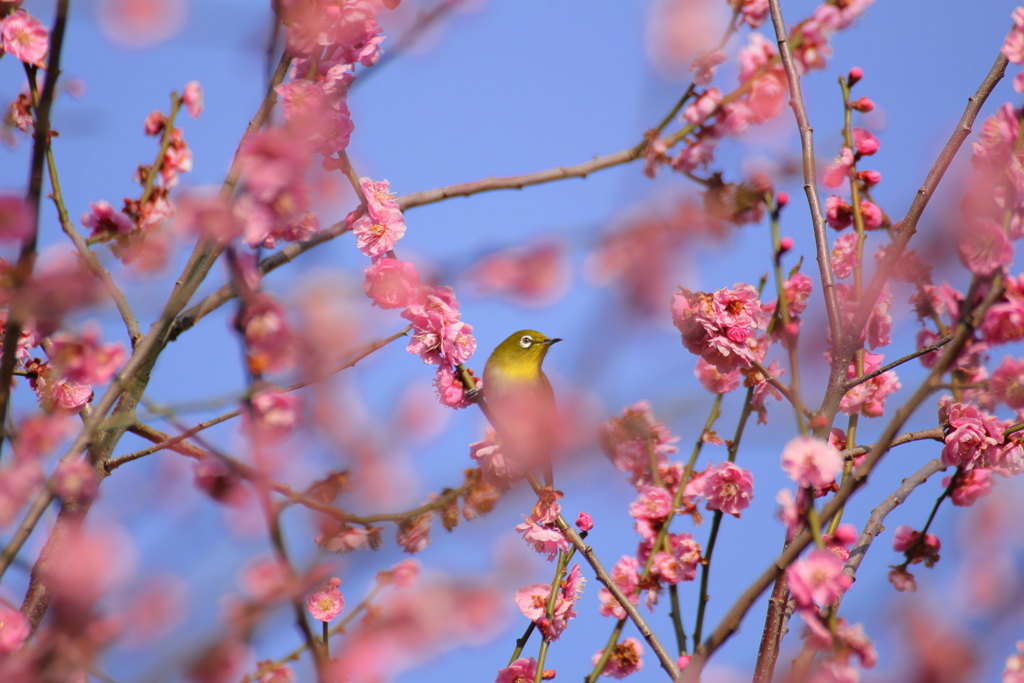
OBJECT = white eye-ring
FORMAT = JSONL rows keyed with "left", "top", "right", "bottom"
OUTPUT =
{"left": 519, "top": 335, "right": 534, "bottom": 348}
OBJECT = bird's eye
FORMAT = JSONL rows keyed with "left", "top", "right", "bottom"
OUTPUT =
{"left": 519, "top": 335, "right": 533, "bottom": 348}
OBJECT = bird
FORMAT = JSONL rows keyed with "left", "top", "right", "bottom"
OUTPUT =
{"left": 481, "top": 330, "right": 562, "bottom": 487}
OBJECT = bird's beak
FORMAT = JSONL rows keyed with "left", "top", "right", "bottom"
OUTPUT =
{"left": 542, "top": 338, "right": 562, "bottom": 345}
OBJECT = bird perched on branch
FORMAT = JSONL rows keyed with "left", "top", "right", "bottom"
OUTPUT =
{"left": 482, "top": 330, "right": 561, "bottom": 486}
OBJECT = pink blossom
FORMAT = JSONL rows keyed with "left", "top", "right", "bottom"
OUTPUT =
{"left": 363, "top": 257, "right": 420, "bottom": 310}
{"left": 786, "top": 549, "right": 852, "bottom": 608}
{"left": 670, "top": 138, "right": 716, "bottom": 174}
{"left": 941, "top": 401, "right": 1003, "bottom": 468}
{"left": 1005, "top": 26, "right": 1024, "bottom": 64}
{"left": 823, "top": 148, "right": 854, "bottom": 187}
{"left": 50, "top": 326, "right": 126, "bottom": 386}
{"left": 739, "top": 0, "right": 769, "bottom": 28}
{"left": 1, "top": 10, "right": 48, "bottom": 67}
{"left": 51, "top": 377, "right": 93, "bottom": 412}
{"left": 515, "top": 516, "right": 568, "bottom": 561}
{"left": 361, "top": 178, "right": 400, "bottom": 220}
{"left": 469, "top": 427, "right": 524, "bottom": 488}
{"left": 643, "top": 137, "right": 667, "bottom": 178}
{"left": 784, "top": 273, "right": 814, "bottom": 315}
{"left": 958, "top": 218, "right": 1013, "bottom": 277}
{"left": 865, "top": 287, "right": 893, "bottom": 349}
{"left": 751, "top": 359, "right": 784, "bottom": 425}
{"left": 52, "top": 458, "right": 99, "bottom": 502}
{"left": 888, "top": 566, "right": 916, "bottom": 592}
{"left": 859, "top": 200, "right": 883, "bottom": 230}
{"left": 825, "top": 196, "right": 853, "bottom": 230}
{"left": 1003, "top": 641, "right": 1024, "bottom": 683}
{"left": 892, "top": 525, "right": 941, "bottom": 566}
{"left": 182, "top": 80, "right": 204, "bottom": 119}
{"left": 629, "top": 485, "right": 672, "bottom": 522}
{"left": 248, "top": 389, "right": 302, "bottom": 442}
{"left": 379, "top": 559, "right": 420, "bottom": 588}
{"left": 702, "top": 462, "right": 754, "bottom": 516}
{"left": 259, "top": 665, "right": 297, "bottom": 683}
{"left": 992, "top": 356, "right": 1024, "bottom": 408}
{"left": 433, "top": 365, "right": 470, "bottom": 409}
{"left": 316, "top": 526, "right": 370, "bottom": 553}
{"left": 576, "top": 511, "right": 594, "bottom": 531}
{"left": 746, "top": 73, "right": 787, "bottom": 123}
{"left": 840, "top": 370, "right": 900, "bottom": 418}
{"left": 352, "top": 208, "right": 407, "bottom": 259}
{"left": 194, "top": 457, "right": 248, "bottom": 507}
{"left": 441, "top": 322, "right": 476, "bottom": 365}
{"left": 683, "top": 88, "right": 723, "bottom": 125}
{"left": 81, "top": 199, "right": 134, "bottom": 240}
{"left": 396, "top": 514, "right": 432, "bottom": 554}
{"left": 973, "top": 103, "right": 1020, "bottom": 167}
{"left": 851, "top": 128, "right": 879, "bottom": 156}
{"left": 672, "top": 285, "right": 762, "bottom": 373}
{"left": 830, "top": 232, "right": 859, "bottom": 278}
{"left": 823, "top": 523, "right": 859, "bottom": 562}
{"left": 0, "top": 194, "right": 32, "bottom": 242}
{"left": 781, "top": 436, "right": 843, "bottom": 488}
{"left": 651, "top": 533, "right": 701, "bottom": 584}
{"left": 592, "top": 637, "right": 644, "bottom": 679}
{"left": 689, "top": 51, "right": 725, "bottom": 86}
{"left": 307, "top": 583, "right": 344, "bottom": 621}
{"left": 597, "top": 401, "right": 679, "bottom": 490}
{"left": 695, "top": 357, "right": 740, "bottom": 394}
{"left": 738, "top": 32, "right": 777, "bottom": 82}
{"left": 513, "top": 563, "right": 583, "bottom": 640}
{"left": 1015, "top": 72, "right": 1024, "bottom": 95}
{"left": 496, "top": 658, "right": 538, "bottom": 683}
{"left": 237, "top": 293, "right": 297, "bottom": 375}
{"left": 981, "top": 289, "right": 1024, "bottom": 345}
{"left": 943, "top": 468, "right": 995, "bottom": 507}
{"left": 0, "top": 604, "right": 29, "bottom": 653}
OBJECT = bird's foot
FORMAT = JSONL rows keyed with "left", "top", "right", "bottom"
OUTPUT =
{"left": 465, "top": 387, "right": 482, "bottom": 403}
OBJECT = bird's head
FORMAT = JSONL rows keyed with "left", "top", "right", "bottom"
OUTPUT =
{"left": 486, "top": 329, "right": 562, "bottom": 379}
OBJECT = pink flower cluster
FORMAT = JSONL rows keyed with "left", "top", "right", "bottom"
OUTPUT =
{"left": 788, "top": 1, "right": 874, "bottom": 75}
{"left": 515, "top": 488, "right": 569, "bottom": 561}
{"left": 1003, "top": 8, "right": 1024, "bottom": 64}
{"left": 514, "top": 563, "right": 584, "bottom": 640}
{"left": 672, "top": 283, "right": 765, "bottom": 373}
{"left": 892, "top": 525, "right": 941, "bottom": 567}
{"left": 939, "top": 399, "right": 1010, "bottom": 469}
{"left": 26, "top": 326, "right": 125, "bottom": 414}
{"left": 787, "top": 548, "right": 852, "bottom": 609}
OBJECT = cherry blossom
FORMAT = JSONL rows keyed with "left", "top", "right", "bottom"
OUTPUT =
{"left": 957, "top": 218, "right": 1013, "bottom": 277}
{"left": 496, "top": 658, "right": 538, "bottom": 683}
{"left": 81, "top": 199, "right": 134, "bottom": 240}
{"left": 943, "top": 468, "right": 995, "bottom": 507}
{"left": 0, "top": 194, "right": 32, "bottom": 242}
{"left": 831, "top": 232, "right": 859, "bottom": 278}
{"left": 851, "top": 128, "right": 879, "bottom": 156}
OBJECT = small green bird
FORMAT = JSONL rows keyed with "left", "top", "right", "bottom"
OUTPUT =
{"left": 482, "top": 330, "right": 562, "bottom": 486}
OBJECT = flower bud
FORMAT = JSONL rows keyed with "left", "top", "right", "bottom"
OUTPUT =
{"left": 779, "top": 237, "right": 794, "bottom": 254}
{"left": 847, "top": 67, "right": 863, "bottom": 87}
{"left": 850, "top": 96, "right": 875, "bottom": 113}
{"left": 776, "top": 191, "right": 790, "bottom": 207}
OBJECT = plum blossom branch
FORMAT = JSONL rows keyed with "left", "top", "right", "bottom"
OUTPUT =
{"left": 0, "top": 0, "right": 70, "bottom": 453}
{"left": 766, "top": 0, "right": 841, "bottom": 352}
{"left": 750, "top": 359, "right": 813, "bottom": 418}
{"left": 681, "top": 273, "right": 1004, "bottom": 681}
{"left": 820, "top": 49, "right": 1009, "bottom": 425}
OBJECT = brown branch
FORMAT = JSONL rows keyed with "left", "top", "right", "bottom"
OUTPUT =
{"left": 766, "top": 0, "right": 841, "bottom": 353}
{"left": 0, "top": 0, "right": 70, "bottom": 453}
{"left": 840, "top": 427, "right": 944, "bottom": 461}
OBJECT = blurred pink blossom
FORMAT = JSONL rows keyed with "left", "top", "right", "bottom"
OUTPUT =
{"left": 1, "top": 10, "right": 48, "bottom": 67}
{"left": 787, "top": 549, "right": 852, "bottom": 608}
{"left": 823, "top": 148, "right": 854, "bottom": 187}
{"left": 592, "top": 637, "right": 644, "bottom": 679}
{"left": 0, "top": 194, "right": 32, "bottom": 242}
{"left": 182, "top": 80, "right": 204, "bottom": 119}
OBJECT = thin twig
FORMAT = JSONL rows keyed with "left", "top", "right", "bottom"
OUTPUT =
{"left": 844, "top": 334, "right": 954, "bottom": 391}
{"left": 750, "top": 359, "right": 813, "bottom": 419}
